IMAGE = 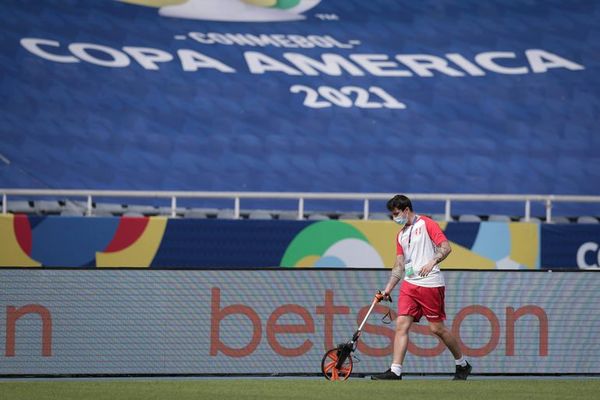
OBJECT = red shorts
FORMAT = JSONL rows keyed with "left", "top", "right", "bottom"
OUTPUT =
{"left": 398, "top": 281, "right": 446, "bottom": 323}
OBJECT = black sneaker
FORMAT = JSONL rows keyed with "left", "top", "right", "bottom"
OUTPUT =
{"left": 453, "top": 361, "right": 472, "bottom": 380}
{"left": 371, "top": 369, "right": 402, "bottom": 380}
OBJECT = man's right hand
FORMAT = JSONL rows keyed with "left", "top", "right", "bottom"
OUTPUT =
{"left": 375, "top": 290, "right": 392, "bottom": 303}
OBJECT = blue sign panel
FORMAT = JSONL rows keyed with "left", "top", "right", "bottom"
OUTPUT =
{"left": 540, "top": 225, "right": 600, "bottom": 269}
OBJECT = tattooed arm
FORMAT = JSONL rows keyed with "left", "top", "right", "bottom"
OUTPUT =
{"left": 419, "top": 240, "right": 452, "bottom": 277}
{"left": 382, "top": 254, "right": 405, "bottom": 296}
{"left": 433, "top": 240, "right": 452, "bottom": 264}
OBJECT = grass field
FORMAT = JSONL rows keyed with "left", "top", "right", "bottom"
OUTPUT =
{"left": 2, "top": 378, "right": 599, "bottom": 400}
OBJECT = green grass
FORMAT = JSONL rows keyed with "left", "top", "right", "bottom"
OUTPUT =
{"left": 1, "top": 378, "right": 599, "bottom": 400}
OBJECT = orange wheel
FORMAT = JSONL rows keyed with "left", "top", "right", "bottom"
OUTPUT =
{"left": 321, "top": 348, "right": 353, "bottom": 381}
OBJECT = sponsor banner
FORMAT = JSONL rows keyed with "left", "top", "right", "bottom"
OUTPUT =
{"left": 1, "top": 269, "right": 599, "bottom": 375}
{"left": 0, "top": 215, "right": 540, "bottom": 269}
{"left": 541, "top": 225, "right": 600, "bottom": 270}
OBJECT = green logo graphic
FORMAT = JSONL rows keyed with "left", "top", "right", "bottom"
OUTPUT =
{"left": 281, "top": 221, "right": 385, "bottom": 268}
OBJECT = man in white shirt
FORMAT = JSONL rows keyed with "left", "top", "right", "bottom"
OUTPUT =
{"left": 371, "top": 194, "right": 472, "bottom": 380}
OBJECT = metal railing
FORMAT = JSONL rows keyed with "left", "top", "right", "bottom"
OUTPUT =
{"left": 1, "top": 189, "right": 599, "bottom": 221}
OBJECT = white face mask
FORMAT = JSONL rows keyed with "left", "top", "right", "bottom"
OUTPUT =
{"left": 393, "top": 214, "right": 407, "bottom": 225}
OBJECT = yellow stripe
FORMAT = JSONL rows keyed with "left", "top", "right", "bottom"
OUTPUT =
{"left": 0, "top": 215, "right": 40, "bottom": 267}
{"left": 509, "top": 222, "right": 539, "bottom": 269}
{"left": 441, "top": 242, "right": 496, "bottom": 269}
{"left": 345, "top": 220, "right": 398, "bottom": 267}
{"left": 96, "top": 217, "right": 167, "bottom": 268}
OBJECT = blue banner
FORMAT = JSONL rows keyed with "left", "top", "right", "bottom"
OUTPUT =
{"left": 540, "top": 225, "right": 600, "bottom": 270}
{"left": 2, "top": 215, "right": 543, "bottom": 269}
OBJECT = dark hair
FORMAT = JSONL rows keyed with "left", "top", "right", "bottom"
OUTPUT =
{"left": 386, "top": 194, "right": 413, "bottom": 212}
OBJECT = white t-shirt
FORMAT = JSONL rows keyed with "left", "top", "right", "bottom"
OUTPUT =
{"left": 396, "top": 215, "right": 447, "bottom": 288}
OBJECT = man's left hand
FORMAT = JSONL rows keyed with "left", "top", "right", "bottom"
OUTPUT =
{"left": 419, "top": 260, "right": 435, "bottom": 277}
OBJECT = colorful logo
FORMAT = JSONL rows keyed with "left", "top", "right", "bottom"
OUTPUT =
{"left": 281, "top": 220, "right": 541, "bottom": 270}
{"left": 429, "top": 222, "right": 540, "bottom": 270}
{"left": 0, "top": 214, "right": 166, "bottom": 268}
{"left": 281, "top": 220, "right": 398, "bottom": 268}
{"left": 119, "top": 0, "right": 322, "bottom": 22}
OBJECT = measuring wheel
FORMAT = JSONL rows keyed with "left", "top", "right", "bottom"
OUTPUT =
{"left": 321, "top": 347, "right": 353, "bottom": 381}
{"left": 321, "top": 290, "right": 392, "bottom": 381}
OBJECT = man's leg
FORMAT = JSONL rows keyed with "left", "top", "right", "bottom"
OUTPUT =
{"left": 429, "top": 321, "right": 472, "bottom": 380}
{"left": 371, "top": 315, "right": 413, "bottom": 380}
{"left": 428, "top": 321, "right": 461, "bottom": 358}
{"left": 393, "top": 315, "right": 414, "bottom": 364}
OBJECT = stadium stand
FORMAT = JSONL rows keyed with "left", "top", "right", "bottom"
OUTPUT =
{"left": 248, "top": 210, "right": 274, "bottom": 220}
{"left": 369, "top": 213, "right": 392, "bottom": 221}
{"left": 182, "top": 209, "right": 207, "bottom": 219}
{"left": 1, "top": 0, "right": 598, "bottom": 223}
{"left": 338, "top": 212, "right": 362, "bottom": 220}
{"left": 94, "top": 203, "right": 126, "bottom": 217}
{"left": 1, "top": 190, "right": 597, "bottom": 223}
{"left": 577, "top": 216, "right": 599, "bottom": 224}
{"left": 60, "top": 208, "right": 85, "bottom": 217}
{"left": 125, "top": 205, "right": 159, "bottom": 216}
{"left": 519, "top": 216, "right": 542, "bottom": 223}
{"left": 487, "top": 215, "right": 513, "bottom": 222}
{"left": 216, "top": 209, "right": 237, "bottom": 220}
{"left": 547, "top": 216, "right": 571, "bottom": 224}
{"left": 276, "top": 211, "right": 301, "bottom": 221}
{"left": 307, "top": 213, "right": 330, "bottom": 221}
{"left": 431, "top": 214, "right": 451, "bottom": 222}
{"left": 458, "top": 214, "right": 482, "bottom": 222}
{"left": 5, "top": 200, "right": 34, "bottom": 214}
{"left": 33, "top": 200, "right": 63, "bottom": 215}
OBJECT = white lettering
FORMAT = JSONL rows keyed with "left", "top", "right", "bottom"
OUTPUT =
{"left": 244, "top": 51, "right": 301, "bottom": 75}
{"left": 287, "top": 35, "right": 315, "bottom": 48}
{"left": 396, "top": 54, "right": 464, "bottom": 77}
{"left": 446, "top": 53, "right": 486, "bottom": 76}
{"left": 283, "top": 53, "right": 364, "bottom": 76}
{"left": 306, "top": 35, "right": 334, "bottom": 48}
{"left": 207, "top": 33, "right": 234, "bottom": 46}
{"left": 223, "top": 34, "right": 258, "bottom": 47}
{"left": 177, "top": 49, "right": 235, "bottom": 72}
{"left": 183, "top": 33, "right": 352, "bottom": 49}
{"left": 19, "top": 38, "right": 587, "bottom": 79}
{"left": 475, "top": 52, "right": 528, "bottom": 75}
{"left": 271, "top": 34, "right": 297, "bottom": 48}
{"left": 525, "top": 49, "right": 585, "bottom": 73}
{"left": 20, "top": 38, "right": 79, "bottom": 63}
{"left": 322, "top": 35, "right": 353, "bottom": 49}
{"left": 123, "top": 47, "right": 173, "bottom": 70}
{"left": 68, "top": 43, "right": 129, "bottom": 67}
{"left": 349, "top": 54, "right": 412, "bottom": 77}
{"left": 188, "top": 32, "right": 215, "bottom": 45}
{"left": 576, "top": 242, "right": 600, "bottom": 269}
{"left": 244, "top": 34, "right": 282, "bottom": 47}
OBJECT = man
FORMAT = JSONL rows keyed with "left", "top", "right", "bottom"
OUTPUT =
{"left": 371, "top": 194, "right": 472, "bottom": 380}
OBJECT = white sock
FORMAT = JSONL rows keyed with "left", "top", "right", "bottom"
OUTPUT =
{"left": 455, "top": 357, "right": 467, "bottom": 367}
{"left": 391, "top": 363, "right": 402, "bottom": 376}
